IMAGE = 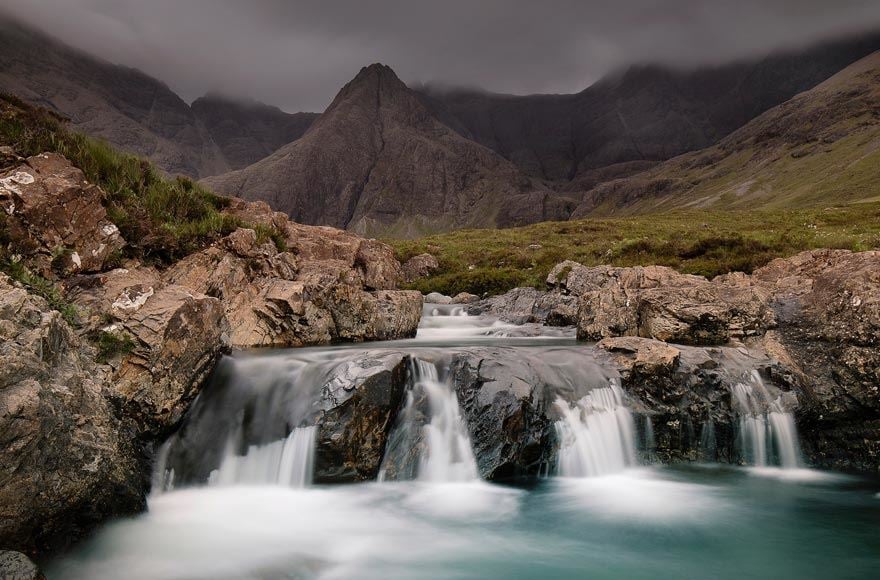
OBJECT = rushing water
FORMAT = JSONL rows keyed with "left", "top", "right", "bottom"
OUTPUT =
{"left": 47, "top": 305, "right": 880, "bottom": 580}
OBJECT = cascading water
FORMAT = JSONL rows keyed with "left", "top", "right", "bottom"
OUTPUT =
{"left": 415, "top": 359, "right": 480, "bottom": 482}
{"left": 554, "top": 380, "right": 637, "bottom": 477}
{"left": 732, "top": 371, "right": 802, "bottom": 469}
{"left": 208, "top": 426, "right": 317, "bottom": 487}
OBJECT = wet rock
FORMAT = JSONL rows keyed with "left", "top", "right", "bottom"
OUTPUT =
{"left": 0, "top": 551, "right": 45, "bottom": 580}
{"left": 0, "top": 153, "right": 124, "bottom": 277}
{"left": 0, "top": 275, "right": 143, "bottom": 554}
{"left": 401, "top": 253, "right": 439, "bottom": 284}
{"left": 468, "top": 287, "right": 578, "bottom": 326}
{"left": 314, "top": 353, "right": 408, "bottom": 483}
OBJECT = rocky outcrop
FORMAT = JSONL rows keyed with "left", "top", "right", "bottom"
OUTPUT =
{"left": 0, "top": 551, "right": 45, "bottom": 580}
{"left": 0, "top": 154, "right": 125, "bottom": 277}
{"left": 467, "top": 286, "right": 578, "bottom": 326}
{"left": 0, "top": 275, "right": 143, "bottom": 554}
{"left": 0, "top": 149, "right": 423, "bottom": 554}
{"left": 551, "top": 262, "right": 775, "bottom": 344}
{"left": 750, "top": 250, "right": 880, "bottom": 472}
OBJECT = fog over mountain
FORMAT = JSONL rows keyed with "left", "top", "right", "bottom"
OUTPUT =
{"left": 3, "top": 0, "right": 880, "bottom": 112}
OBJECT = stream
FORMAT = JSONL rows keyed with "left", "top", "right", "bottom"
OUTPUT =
{"left": 47, "top": 305, "right": 880, "bottom": 580}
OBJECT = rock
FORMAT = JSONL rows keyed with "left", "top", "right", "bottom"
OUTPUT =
{"left": 401, "top": 253, "right": 439, "bottom": 284}
{"left": 598, "top": 337, "right": 681, "bottom": 376}
{"left": 108, "top": 284, "right": 229, "bottom": 435}
{"left": 424, "top": 291, "right": 453, "bottom": 304}
{"left": 0, "top": 153, "right": 125, "bottom": 276}
{"left": 0, "top": 551, "right": 45, "bottom": 580}
{"left": 570, "top": 263, "right": 774, "bottom": 345}
{"left": 354, "top": 239, "right": 403, "bottom": 290}
{"left": 451, "top": 292, "right": 480, "bottom": 304}
{"left": 314, "top": 353, "right": 408, "bottom": 483}
{"left": 750, "top": 250, "right": 880, "bottom": 472}
{"left": 469, "top": 287, "right": 578, "bottom": 326}
{"left": 0, "top": 275, "right": 143, "bottom": 554}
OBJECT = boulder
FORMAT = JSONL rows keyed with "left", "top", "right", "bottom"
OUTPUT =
{"left": 451, "top": 291, "right": 480, "bottom": 304}
{"left": 0, "top": 153, "right": 124, "bottom": 276}
{"left": 401, "top": 253, "right": 439, "bottom": 284}
{"left": 0, "top": 275, "right": 143, "bottom": 554}
{"left": 424, "top": 291, "right": 453, "bottom": 304}
{"left": 468, "top": 287, "right": 578, "bottom": 326}
{"left": 108, "top": 284, "right": 230, "bottom": 435}
{"left": 314, "top": 353, "right": 408, "bottom": 482}
{"left": 0, "top": 551, "right": 45, "bottom": 580}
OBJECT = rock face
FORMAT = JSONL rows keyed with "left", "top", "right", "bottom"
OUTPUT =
{"left": 190, "top": 94, "right": 318, "bottom": 170}
{"left": 0, "top": 274, "right": 143, "bottom": 554}
{"left": 0, "top": 550, "right": 45, "bottom": 580}
{"left": 751, "top": 250, "right": 880, "bottom": 472}
{"left": 467, "top": 286, "right": 579, "bottom": 326}
{"left": 203, "top": 64, "right": 554, "bottom": 236}
{"left": 0, "top": 153, "right": 125, "bottom": 277}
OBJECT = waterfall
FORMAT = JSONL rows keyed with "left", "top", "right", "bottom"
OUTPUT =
{"left": 644, "top": 416, "right": 656, "bottom": 454}
{"left": 554, "top": 380, "right": 637, "bottom": 477}
{"left": 732, "top": 372, "right": 802, "bottom": 469}
{"left": 699, "top": 420, "right": 717, "bottom": 462}
{"left": 209, "top": 426, "right": 317, "bottom": 487}
{"left": 415, "top": 359, "right": 480, "bottom": 482}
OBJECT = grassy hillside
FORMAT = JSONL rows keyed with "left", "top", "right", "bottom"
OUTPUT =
{"left": 572, "top": 52, "right": 880, "bottom": 218}
{"left": 388, "top": 204, "right": 880, "bottom": 296}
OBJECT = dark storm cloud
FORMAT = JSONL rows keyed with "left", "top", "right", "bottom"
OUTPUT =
{"left": 3, "top": 0, "right": 880, "bottom": 112}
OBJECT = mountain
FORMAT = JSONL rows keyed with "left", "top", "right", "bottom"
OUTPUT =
{"left": 190, "top": 94, "right": 318, "bottom": 170}
{"left": 569, "top": 51, "right": 880, "bottom": 217}
{"left": 202, "top": 64, "right": 572, "bottom": 236}
{"left": 0, "top": 16, "right": 316, "bottom": 177}
{"left": 419, "top": 32, "right": 880, "bottom": 185}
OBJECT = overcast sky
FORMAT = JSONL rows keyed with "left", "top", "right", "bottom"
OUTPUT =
{"left": 3, "top": 0, "right": 880, "bottom": 112}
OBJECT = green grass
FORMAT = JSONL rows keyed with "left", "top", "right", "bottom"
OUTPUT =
{"left": 387, "top": 204, "right": 880, "bottom": 296}
{"left": 95, "top": 330, "right": 137, "bottom": 363}
{"left": 0, "top": 93, "right": 286, "bottom": 263}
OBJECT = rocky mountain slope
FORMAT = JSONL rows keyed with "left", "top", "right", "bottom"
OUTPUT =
{"left": 571, "top": 50, "right": 880, "bottom": 217}
{"left": 420, "top": 32, "right": 880, "bottom": 184}
{"left": 0, "top": 16, "right": 316, "bottom": 178}
{"left": 191, "top": 94, "right": 318, "bottom": 170}
{"left": 203, "top": 64, "right": 570, "bottom": 236}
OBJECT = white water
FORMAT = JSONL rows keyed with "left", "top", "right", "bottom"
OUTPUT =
{"left": 732, "top": 371, "right": 802, "bottom": 469}
{"left": 554, "top": 380, "right": 637, "bottom": 477}
{"left": 414, "top": 359, "right": 480, "bottom": 482}
{"left": 208, "top": 426, "right": 317, "bottom": 487}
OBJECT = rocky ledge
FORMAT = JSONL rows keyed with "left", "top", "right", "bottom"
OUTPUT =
{"left": 468, "top": 251, "right": 879, "bottom": 472}
{"left": 0, "top": 153, "right": 422, "bottom": 554}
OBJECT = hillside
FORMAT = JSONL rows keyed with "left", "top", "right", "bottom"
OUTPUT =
{"left": 420, "top": 32, "right": 880, "bottom": 184}
{"left": 191, "top": 94, "right": 318, "bottom": 170}
{"left": 571, "top": 51, "right": 880, "bottom": 217}
{"left": 0, "top": 16, "right": 316, "bottom": 177}
{"left": 203, "top": 64, "right": 572, "bottom": 236}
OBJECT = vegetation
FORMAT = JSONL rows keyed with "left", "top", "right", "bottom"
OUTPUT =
{"left": 388, "top": 204, "right": 880, "bottom": 296}
{"left": 95, "top": 330, "right": 137, "bottom": 363}
{"left": 0, "top": 93, "right": 284, "bottom": 263}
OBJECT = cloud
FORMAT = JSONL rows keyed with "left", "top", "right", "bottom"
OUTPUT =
{"left": 2, "top": 0, "right": 880, "bottom": 112}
